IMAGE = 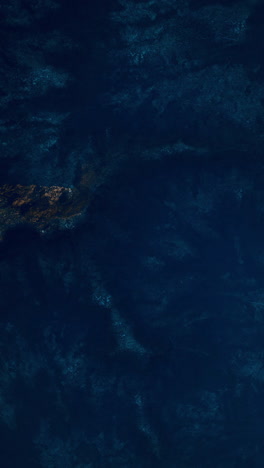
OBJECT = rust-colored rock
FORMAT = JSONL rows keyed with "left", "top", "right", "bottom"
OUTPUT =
{"left": 0, "top": 182, "right": 90, "bottom": 239}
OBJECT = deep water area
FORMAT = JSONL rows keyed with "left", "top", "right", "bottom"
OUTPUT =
{"left": 1, "top": 1, "right": 264, "bottom": 467}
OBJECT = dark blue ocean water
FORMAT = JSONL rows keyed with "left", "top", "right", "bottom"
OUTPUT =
{"left": 1, "top": 1, "right": 264, "bottom": 467}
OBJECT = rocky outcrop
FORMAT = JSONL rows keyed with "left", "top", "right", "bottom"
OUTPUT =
{"left": 0, "top": 184, "right": 86, "bottom": 238}
{"left": 0, "top": 165, "right": 103, "bottom": 238}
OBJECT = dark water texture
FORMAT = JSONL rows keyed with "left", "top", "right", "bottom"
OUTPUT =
{"left": 1, "top": 1, "right": 264, "bottom": 467}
